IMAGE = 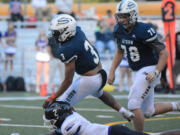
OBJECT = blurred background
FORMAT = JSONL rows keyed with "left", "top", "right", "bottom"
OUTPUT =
{"left": 0, "top": 1, "right": 180, "bottom": 135}
{"left": 0, "top": 0, "right": 180, "bottom": 94}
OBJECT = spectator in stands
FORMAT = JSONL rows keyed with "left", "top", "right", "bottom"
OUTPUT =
{"left": 31, "top": 0, "right": 52, "bottom": 21}
{"left": 173, "top": 31, "right": 180, "bottom": 90}
{"left": 55, "top": 0, "right": 75, "bottom": 18}
{"left": 4, "top": 21, "right": 17, "bottom": 72}
{"left": 48, "top": 34, "right": 65, "bottom": 94}
{"left": 105, "top": 9, "right": 116, "bottom": 29}
{"left": 119, "top": 57, "right": 132, "bottom": 92}
{"left": 94, "top": 18, "right": 116, "bottom": 58}
{"left": 35, "top": 28, "right": 50, "bottom": 93}
{"left": 8, "top": 0, "right": 24, "bottom": 22}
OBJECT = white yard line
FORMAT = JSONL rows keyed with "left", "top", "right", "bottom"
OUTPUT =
{"left": 0, "top": 104, "right": 115, "bottom": 112}
{"left": 0, "top": 94, "right": 180, "bottom": 101}
{"left": 0, "top": 123, "right": 48, "bottom": 128}
{"left": 0, "top": 118, "right": 11, "bottom": 121}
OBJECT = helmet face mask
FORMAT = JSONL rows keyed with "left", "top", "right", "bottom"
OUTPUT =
{"left": 43, "top": 101, "right": 73, "bottom": 131}
{"left": 43, "top": 115, "right": 58, "bottom": 131}
{"left": 50, "top": 14, "right": 76, "bottom": 43}
{"left": 115, "top": 0, "right": 138, "bottom": 29}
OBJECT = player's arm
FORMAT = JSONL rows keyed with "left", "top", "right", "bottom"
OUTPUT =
{"left": 43, "top": 59, "right": 75, "bottom": 108}
{"left": 146, "top": 39, "right": 168, "bottom": 82}
{"left": 54, "top": 59, "right": 75, "bottom": 97}
{"left": 149, "top": 39, "right": 168, "bottom": 72}
{"left": 108, "top": 42, "right": 124, "bottom": 84}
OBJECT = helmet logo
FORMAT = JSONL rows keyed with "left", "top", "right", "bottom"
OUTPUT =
{"left": 53, "top": 108, "right": 58, "bottom": 118}
{"left": 127, "top": 2, "right": 136, "bottom": 9}
{"left": 57, "top": 18, "right": 71, "bottom": 25}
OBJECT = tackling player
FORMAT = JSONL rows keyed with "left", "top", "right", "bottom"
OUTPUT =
{"left": 108, "top": 0, "right": 180, "bottom": 132}
{"left": 43, "top": 14, "right": 134, "bottom": 121}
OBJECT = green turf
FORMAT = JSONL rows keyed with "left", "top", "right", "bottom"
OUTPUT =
{"left": 0, "top": 91, "right": 180, "bottom": 135}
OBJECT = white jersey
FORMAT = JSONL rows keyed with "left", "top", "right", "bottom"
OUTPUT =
{"left": 60, "top": 112, "right": 109, "bottom": 135}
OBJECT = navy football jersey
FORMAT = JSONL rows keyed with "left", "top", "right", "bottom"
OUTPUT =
{"left": 57, "top": 26, "right": 100, "bottom": 75}
{"left": 113, "top": 22, "right": 159, "bottom": 71}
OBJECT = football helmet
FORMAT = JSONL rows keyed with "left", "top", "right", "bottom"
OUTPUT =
{"left": 43, "top": 101, "right": 73, "bottom": 130}
{"left": 115, "top": 0, "right": 138, "bottom": 29}
{"left": 49, "top": 14, "right": 76, "bottom": 43}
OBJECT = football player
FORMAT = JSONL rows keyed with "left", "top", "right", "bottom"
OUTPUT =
{"left": 43, "top": 14, "right": 134, "bottom": 121}
{"left": 108, "top": 0, "right": 180, "bottom": 132}
{"left": 43, "top": 101, "right": 180, "bottom": 135}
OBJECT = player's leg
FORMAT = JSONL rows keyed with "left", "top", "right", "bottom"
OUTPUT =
{"left": 131, "top": 109, "right": 145, "bottom": 132}
{"left": 128, "top": 72, "right": 148, "bottom": 131}
{"left": 128, "top": 66, "right": 157, "bottom": 132}
{"left": 153, "top": 101, "right": 180, "bottom": 116}
{"left": 109, "top": 125, "right": 148, "bottom": 135}
{"left": 58, "top": 73, "right": 103, "bottom": 106}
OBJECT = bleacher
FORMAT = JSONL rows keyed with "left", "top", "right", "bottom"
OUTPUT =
{"left": 0, "top": 16, "right": 180, "bottom": 91}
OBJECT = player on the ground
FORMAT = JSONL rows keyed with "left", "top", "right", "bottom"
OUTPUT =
{"left": 108, "top": 0, "right": 180, "bottom": 132}
{"left": 43, "top": 14, "right": 134, "bottom": 121}
{"left": 43, "top": 101, "right": 180, "bottom": 135}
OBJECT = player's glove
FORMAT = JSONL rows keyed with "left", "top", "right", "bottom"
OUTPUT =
{"left": 43, "top": 94, "right": 57, "bottom": 109}
{"left": 119, "top": 107, "right": 135, "bottom": 121}
{"left": 145, "top": 69, "right": 160, "bottom": 82}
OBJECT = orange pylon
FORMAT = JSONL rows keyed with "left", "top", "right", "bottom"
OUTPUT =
{"left": 40, "top": 83, "right": 48, "bottom": 97}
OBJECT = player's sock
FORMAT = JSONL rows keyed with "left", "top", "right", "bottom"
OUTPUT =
{"left": 171, "top": 102, "right": 180, "bottom": 111}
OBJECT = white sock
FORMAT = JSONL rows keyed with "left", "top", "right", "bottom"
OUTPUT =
{"left": 119, "top": 107, "right": 126, "bottom": 114}
{"left": 171, "top": 102, "right": 178, "bottom": 111}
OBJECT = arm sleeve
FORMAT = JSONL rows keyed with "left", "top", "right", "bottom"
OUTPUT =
{"left": 147, "top": 38, "right": 165, "bottom": 54}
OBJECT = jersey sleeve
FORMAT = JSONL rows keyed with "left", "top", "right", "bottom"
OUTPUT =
{"left": 143, "top": 24, "right": 158, "bottom": 43}
{"left": 143, "top": 24, "right": 165, "bottom": 53}
{"left": 59, "top": 47, "right": 78, "bottom": 64}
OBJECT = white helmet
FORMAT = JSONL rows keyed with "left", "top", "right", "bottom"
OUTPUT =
{"left": 50, "top": 14, "right": 76, "bottom": 42}
{"left": 115, "top": 0, "right": 138, "bottom": 28}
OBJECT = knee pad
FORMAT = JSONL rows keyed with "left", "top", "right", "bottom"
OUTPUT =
{"left": 128, "top": 99, "right": 141, "bottom": 110}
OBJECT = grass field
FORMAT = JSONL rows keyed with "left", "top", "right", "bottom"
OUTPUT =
{"left": 0, "top": 91, "right": 180, "bottom": 135}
